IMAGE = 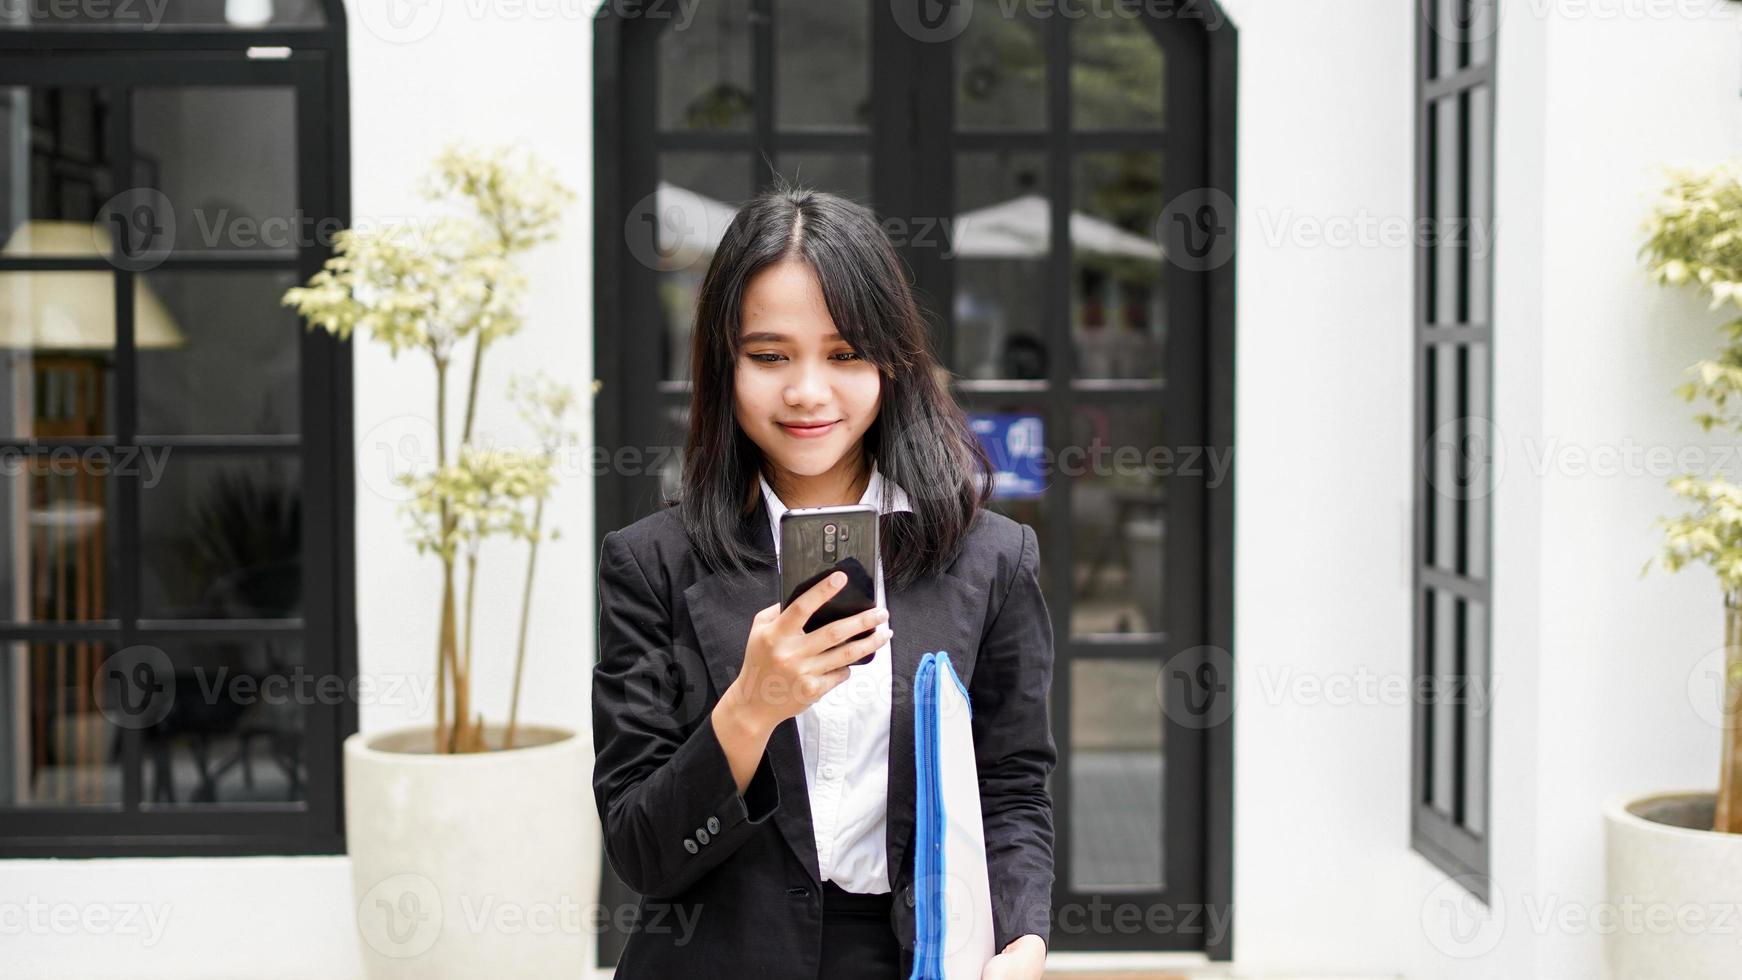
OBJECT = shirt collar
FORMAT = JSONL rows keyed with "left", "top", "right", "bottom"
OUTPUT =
{"left": 760, "top": 461, "right": 912, "bottom": 559}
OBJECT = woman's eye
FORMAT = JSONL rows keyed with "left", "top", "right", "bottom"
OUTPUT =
{"left": 746, "top": 351, "right": 861, "bottom": 363}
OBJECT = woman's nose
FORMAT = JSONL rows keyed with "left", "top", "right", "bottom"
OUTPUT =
{"left": 784, "top": 361, "right": 830, "bottom": 406}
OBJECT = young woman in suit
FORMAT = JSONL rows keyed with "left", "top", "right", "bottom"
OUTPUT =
{"left": 592, "top": 183, "right": 1056, "bottom": 979}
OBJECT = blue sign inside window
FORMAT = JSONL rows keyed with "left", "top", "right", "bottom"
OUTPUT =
{"left": 968, "top": 412, "right": 1046, "bottom": 499}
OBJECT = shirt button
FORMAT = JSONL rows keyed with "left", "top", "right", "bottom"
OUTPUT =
{"left": 821, "top": 764, "right": 838, "bottom": 778}
{"left": 706, "top": 816, "right": 720, "bottom": 834}
{"left": 683, "top": 839, "right": 699, "bottom": 854}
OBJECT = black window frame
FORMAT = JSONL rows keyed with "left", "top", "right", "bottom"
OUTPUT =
{"left": 0, "top": 1, "right": 356, "bottom": 858}
{"left": 594, "top": 0, "right": 1237, "bottom": 961}
{"left": 1411, "top": 0, "right": 1496, "bottom": 896}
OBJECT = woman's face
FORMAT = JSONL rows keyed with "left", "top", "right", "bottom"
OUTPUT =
{"left": 733, "top": 259, "right": 882, "bottom": 496}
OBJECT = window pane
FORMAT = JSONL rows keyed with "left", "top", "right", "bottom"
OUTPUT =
{"left": 1073, "top": 152, "right": 1165, "bottom": 381}
{"left": 1468, "top": 84, "right": 1492, "bottom": 326}
{"left": 955, "top": 153, "right": 1049, "bottom": 381}
{"left": 0, "top": 451, "right": 118, "bottom": 624}
{"left": 0, "top": 640, "right": 123, "bottom": 807}
{"left": 133, "top": 87, "right": 298, "bottom": 254}
{"left": 1426, "top": 340, "right": 1488, "bottom": 577}
{"left": 141, "top": 639, "right": 307, "bottom": 807}
{"left": 1071, "top": 11, "right": 1164, "bottom": 130}
{"left": 655, "top": 153, "right": 751, "bottom": 383}
{"left": 772, "top": 153, "right": 869, "bottom": 203}
{"left": 0, "top": 86, "right": 117, "bottom": 257}
{"left": 0, "top": 271, "right": 117, "bottom": 438}
{"left": 776, "top": 0, "right": 869, "bottom": 131}
{"left": 659, "top": 0, "right": 753, "bottom": 132}
{"left": 0, "top": 0, "right": 325, "bottom": 28}
{"left": 138, "top": 269, "right": 301, "bottom": 437}
{"left": 1070, "top": 658, "right": 1163, "bottom": 890}
{"left": 1429, "top": 93, "right": 1463, "bottom": 326}
{"left": 140, "top": 456, "right": 301, "bottom": 620}
{"left": 956, "top": 0, "right": 1046, "bottom": 132}
{"left": 1070, "top": 402, "right": 1163, "bottom": 637}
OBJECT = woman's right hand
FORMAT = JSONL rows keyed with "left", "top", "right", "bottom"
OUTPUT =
{"left": 724, "top": 571, "right": 892, "bottom": 734}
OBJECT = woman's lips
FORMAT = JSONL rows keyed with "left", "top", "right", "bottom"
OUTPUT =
{"left": 778, "top": 420, "right": 838, "bottom": 438}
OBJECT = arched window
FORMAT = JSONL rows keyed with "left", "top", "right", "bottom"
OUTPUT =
{"left": 596, "top": 0, "right": 1235, "bottom": 958}
{"left": 0, "top": 0, "right": 354, "bottom": 857}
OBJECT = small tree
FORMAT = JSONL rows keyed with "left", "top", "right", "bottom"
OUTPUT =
{"left": 283, "top": 143, "right": 578, "bottom": 754}
{"left": 1640, "top": 160, "right": 1742, "bottom": 832}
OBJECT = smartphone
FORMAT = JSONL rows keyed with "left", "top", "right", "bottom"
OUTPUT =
{"left": 778, "top": 504, "right": 880, "bottom": 666}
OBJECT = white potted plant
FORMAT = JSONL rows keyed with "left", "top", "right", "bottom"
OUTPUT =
{"left": 283, "top": 143, "right": 597, "bottom": 978}
{"left": 1622, "top": 160, "right": 1742, "bottom": 980}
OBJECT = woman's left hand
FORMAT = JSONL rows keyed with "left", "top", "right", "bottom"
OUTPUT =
{"left": 980, "top": 934, "right": 1046, "bottom": 979}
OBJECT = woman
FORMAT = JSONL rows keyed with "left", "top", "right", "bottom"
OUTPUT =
{"left": 592, "top": 183, "right": 1055, "bottom": 979}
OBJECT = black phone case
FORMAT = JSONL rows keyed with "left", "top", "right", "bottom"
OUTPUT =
{"left": 779, "top": 508, "right": 879, "bottom": 666}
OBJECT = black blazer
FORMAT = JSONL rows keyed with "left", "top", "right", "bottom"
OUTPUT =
{"left": 591, "top": 495, "right": 1057, "bottom": 979}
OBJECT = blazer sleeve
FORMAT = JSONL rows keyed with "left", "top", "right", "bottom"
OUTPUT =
{"left": 591, "top": 528, "right": 780, "bottom": 898}
{"left": 969, "top": 521, "right": 1058, "bottom": 950}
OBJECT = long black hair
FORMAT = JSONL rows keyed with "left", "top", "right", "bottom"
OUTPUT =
{"left": 677, "top": 179, "right": 993, "bottom": 592}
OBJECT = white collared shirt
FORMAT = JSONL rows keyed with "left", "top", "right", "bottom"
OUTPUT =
{"left": 760, "top": 462, "right": 910, "bottom": 895}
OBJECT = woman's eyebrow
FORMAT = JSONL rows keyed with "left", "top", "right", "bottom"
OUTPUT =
{"left": 740, "top": 330, "right": 845, "bottom": 344}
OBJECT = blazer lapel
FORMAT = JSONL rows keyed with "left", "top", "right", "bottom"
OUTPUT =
{"left": 680, "top": 503, "right": 986, "bottom": 895}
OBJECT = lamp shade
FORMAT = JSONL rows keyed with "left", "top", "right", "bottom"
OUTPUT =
{"left": 0, "top": 220, "right": 188, "bottom": 351}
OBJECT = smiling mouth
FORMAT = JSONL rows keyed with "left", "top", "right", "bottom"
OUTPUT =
{"left": 778, "top": 420, "right": 839, "bottom": 437}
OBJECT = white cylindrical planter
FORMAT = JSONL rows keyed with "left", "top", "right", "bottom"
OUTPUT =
{"left": 345, "top": 724, "right": 599, "bottom": 980}
{"left": 1604, "top": 791, "right": 1742, "bottom": 980}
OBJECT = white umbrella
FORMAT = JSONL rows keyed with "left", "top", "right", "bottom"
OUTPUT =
{"left": 651, "top": 181, "right": 740, "bottom": 271}
{"left": 954, "top": 193, "right": 1164, "bottom": 261}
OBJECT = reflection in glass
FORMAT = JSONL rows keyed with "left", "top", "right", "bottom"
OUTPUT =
{"left": 142, "top": 639, "right": 306, "bottom": 806}
{"left": 656, "top": 154, "right": 751, "bottom": 383}
{"left": 0, "top": 451, "right": 117, "bottom": 625}
{"left": 139, "top": 270, "right": 300, "bottom": 436}
{"left": 141, "top": 457, "right": 301, "bottom": 620}
{"left": 659, "top": 0, "right": 753, "bottom": 131}
{"left": 1070, "top": 403, "right": 1164, "bottom": 636}
{"left": 0, "top": 641, "right": 123, "bottom": 806}
{"left": 0, "top": 86, "right": 116, "bottom": 254}
{"left": 1071, "top": 10, "right": 1165, "bottom": 130}
{"left": 955, "top": 154, "right": 1049, "bottom": 381}
{"left": 134, "top": 88, "right": 298, "bottom": 254}
{"left": 956, "top": 0, "right": 1046, "bottom": 131}
{"left": 776, "top": 0, "right": 869, "bottom": 131}
{"left": 1070, "top": 659, "right": 1164, "bottom": 889}
{"left": 1072, "top": 153, "right": 1165, "bottom": 381}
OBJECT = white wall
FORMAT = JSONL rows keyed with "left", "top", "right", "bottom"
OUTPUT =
{"left": 1215, "top": 0, "right": 1424, "bottom": 973}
